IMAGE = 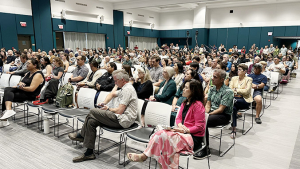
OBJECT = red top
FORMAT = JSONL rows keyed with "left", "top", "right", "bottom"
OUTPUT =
{"left": 185, "top": 60, "right": 192, "bottom": 65}
{"left": 176, "top": 101, "right": 206, "bottom": 137}
{"left": 134, "top": 46, "right": 138, "bottom": 50}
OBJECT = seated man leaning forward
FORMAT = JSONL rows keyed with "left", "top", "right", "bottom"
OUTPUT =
{"left": 68, "top": 69, "right": 138, "bottom": 162}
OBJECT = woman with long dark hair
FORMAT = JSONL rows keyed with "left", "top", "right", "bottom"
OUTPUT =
{"left": 127, "top": 79, "right": 205, "bottom": 169}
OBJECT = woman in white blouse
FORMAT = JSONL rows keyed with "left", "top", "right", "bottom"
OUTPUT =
{"left": 172, "top": 62, "right": 185, "bottom": 90}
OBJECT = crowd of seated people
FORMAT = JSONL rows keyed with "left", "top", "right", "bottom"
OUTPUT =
{"left": 0, "top": 43, "right": 299, "bottom": 168}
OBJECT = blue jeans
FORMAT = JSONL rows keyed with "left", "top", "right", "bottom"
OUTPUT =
{"left": 232, "top": 97, "right": 250, "bottom": 127}
{"left": 94, "top": 91, "right": 101, "bottom": 107}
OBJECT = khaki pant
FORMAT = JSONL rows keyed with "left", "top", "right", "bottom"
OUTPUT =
{"left": 81, "top": 108, "right": 122, "bottom": 149}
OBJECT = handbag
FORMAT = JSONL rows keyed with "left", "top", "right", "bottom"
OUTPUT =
{"left": 45, "top": 76, "right": 52, "bottom": 82}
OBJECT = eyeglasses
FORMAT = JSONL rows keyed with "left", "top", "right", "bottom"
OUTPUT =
{"left": 77, "top": 59, "right": 81, "bottom": 61}
{"left": 238, "top": 69, "right": 244, "bottom": 71}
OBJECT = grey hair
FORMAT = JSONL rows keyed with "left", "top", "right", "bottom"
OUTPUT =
{"left": 164, "top": 66, "right": 175, "bottom": 78}
{"left": 112, "top": 70, "right": 129, "bottom": 82}
{"left": 253, "top": 63, "right": 263, "bottom": 70}
{"left": 214, "top": 69, "right": 226, "bottom": 80}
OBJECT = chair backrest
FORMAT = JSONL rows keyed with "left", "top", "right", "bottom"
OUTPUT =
{"left": 0, "top": 74, "right": 11, "bottom": 88}
{"left": 99, "top": 69, "right": 107, "bottom": 75}
{"left": 72, "top": 85, "right": 77, "bottom": 106}
{"left": 67, "top": 66, "right": 76, "bottom": 73}
{"left": 174, "top": 107, "right": 181, "bottom": 127}
{"left": 270, "top": 72, "right": 279, "bottom": 85}
{"left": 203, "top": 113, "right": 209, "bottom": 146}
{"left": 96, "top": 91, "right": 110, "bottom": 105}
{"left": 3, "top": 64, "right": 11, "bottom": 73}
{"left": 116, "top": 63, "right": 122, "bottom": 70}
{"left": 77, "top": 88, "right": 97, "bottom": 109}
{"left": 62, "top": 73, "right": 73, "bottom": 85}
{"left": 9, "top": 75, "right": 22, "bottom": 87}
{"left": 136, "top": 99, "right": 145, "bottom": 123}
{"left": 144, "top": 101, "right": 172, "bottom": 127}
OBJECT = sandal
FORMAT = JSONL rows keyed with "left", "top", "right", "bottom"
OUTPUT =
{"left": 230, "top": 131, "right": 236, "bottom": 139}
{"left": 127, "top": 153, "right": 146, "bottom": 162}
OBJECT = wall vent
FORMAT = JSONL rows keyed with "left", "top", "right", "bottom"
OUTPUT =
{"left": 149, "top": 16, "right": 154, "bottom": 19}
{"left": 127, "top": 12, "right": 132, "bottom": 15}
{"left": 138, "top": 14, "right": 144, "bottom": 17}
{"left": 96, "top": 6, "right": 104, "bottom": 9}
{"left": 55, "top": 0, "right": 65, "bottom": 2}
{"left": 76, "top": 3, "right": 87, "bottom": 6}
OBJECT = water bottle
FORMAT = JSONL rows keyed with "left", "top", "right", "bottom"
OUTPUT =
{"left": 43, "top": 117, "right": 50, "bottom": 134}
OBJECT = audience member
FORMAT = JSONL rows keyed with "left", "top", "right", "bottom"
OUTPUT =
{"left": 172, "top": 62, "right": 185, "bottom": 90}
{"left": 41, "top": 57, "right": 52, "bottom": 78}
{"left": 68, "top": 70, "right": 138, "bottom": 162}
{"left": 149, "top": 67, "right": 176, "bottom": 105}
{"left": 61, "top": 53, "right": 70, "bottom": 73}
{"left": 0, "top": 59, "right": 45, "bottom": 124}
{"left": 7, "top": 54, "right": 29, "bottom": 76}
{"left": 260, "top": 61, "right": 271, "bottom": 91}
{"left": 127, "top": 79, "right": 205, "bottom": 169}
{"left": 247, "top": 56, "right": 261, "bottom": 74}
{"left": 194, "top": 69, "right": 233, "bottom": 159}
{"left": 229, "top": 64, "right": 253, "bottom": 138}
{"left": 268, "top": 56, "right": 286, "bottom": 80}
{"left": 69, "top": 56, "right": 89, "bottom": 84}
{"left": 149, "top": 56, "right": 164, "bottom": 87}
{"left": 6, "top": 50, "right": 16, "bottom": 64}
{"left": 248, "top": 64, "right": 267, "bottom": 124}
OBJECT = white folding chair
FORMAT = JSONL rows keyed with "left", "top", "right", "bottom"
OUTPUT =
{"left": 9, "top": 75, "right": 21, "bottom": 87}
{"left": 239, "top": 89, "right": 254, "bottom": 135}
{"left": 62, "top": 73, "right": 73, "bottom": 85}
{"left": 99, "top": 69, "right": 107, "bottom": 75}
{"left": 77, "top": 88, "right": 97, "bottom": 109}
{"left": 3, "top": 64, "right": 11, "bottom": 73}
{"left": 116, "top": 63, "right": 122, "bottom": 70}
{"left": 67, "top": 66, "right": 76, "bottom": 73}
{"left": 136, "top": 99, "right": 145, "bottom": 125}
{"left": 96, "top": 91, "right": 110, "bottom": 105}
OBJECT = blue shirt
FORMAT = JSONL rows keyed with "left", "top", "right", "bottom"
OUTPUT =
{"left": 226, "top": 62, "right": 232, "bottom": 73}
{"left": 248, "top": 73, "right": 267, "bottom": 85}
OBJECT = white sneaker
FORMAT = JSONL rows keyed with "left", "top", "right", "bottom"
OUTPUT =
{"left": 0, "top": 110, "right": 16, "bottom": 120}
{"left": 0, "top": 120, "right": 9, "bottom": 128}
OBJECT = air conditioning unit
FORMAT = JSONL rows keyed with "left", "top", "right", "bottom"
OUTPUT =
{"left": 61, "top": 10, "right": 66, "bottom": 19}
{"left": 129, "top": 20, "right": 133, "bottom": 27}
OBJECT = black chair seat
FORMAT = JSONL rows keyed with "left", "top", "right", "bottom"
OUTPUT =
{"left": 126, "top": 127, "right": 154, "bottom": 143}
{"left": 58, "top": 108, "right": 90, "bottom": 118}
{"left": 102, "top": 123, "right": 139, "bottom": 133}
{"left": 77, "top": 115, "right": 87, "bottom": 123}
{"left": 41, "top": 104, "right": 67, "bottom": 113}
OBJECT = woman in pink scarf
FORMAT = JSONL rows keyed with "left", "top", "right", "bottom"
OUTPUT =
{"left": 127, "top": 79, "right": 206, "bottom": 169}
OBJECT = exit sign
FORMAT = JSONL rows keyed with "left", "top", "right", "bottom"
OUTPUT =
{"left": 20, "top": 22, "right": 27, "bottom": 27}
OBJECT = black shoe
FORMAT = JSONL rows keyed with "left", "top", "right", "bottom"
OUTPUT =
{"left": 255, "top": 118, "right": 262, "bottom": 124}
{"left": 68, "top": 132, "right": 84, "bottom": 142}
{"left": 193, "top": 148, "right": 211, "bottom": 160}
{"left": 73, "top": 153, "right": 96, "bottom": 163}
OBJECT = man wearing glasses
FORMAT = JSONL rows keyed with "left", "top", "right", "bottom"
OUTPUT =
{"left": 69, "top": 55, "right": 89, "bottom": 84}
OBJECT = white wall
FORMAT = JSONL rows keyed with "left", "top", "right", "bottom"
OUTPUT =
{"left": 159, "top": 10, "right": 194, "bottom": 30}
{"left": 123, "top": 9, "right": 159, "bottom": 30}
{"left": 207, "top": 2, "right": 300, "bottom": 28}
{"left": 0, "top": 0, "right": 32, "bottom": 16}
{"left": 51, "top": 0, "right": 114, "bottom": 25}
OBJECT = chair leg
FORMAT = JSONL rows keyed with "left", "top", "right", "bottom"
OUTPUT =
{"left": 97, "top": 127, "right": 101, "bottom": 155}
{"left": 242, "top": 108, "right": 253, "bottom": 135}
{"left": 219, "top": 128, "right": 222, "bottom": 156}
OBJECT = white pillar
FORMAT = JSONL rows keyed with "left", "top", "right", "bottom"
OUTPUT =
{"left": 193, "top": 5, "right": 208, "bottom": 29}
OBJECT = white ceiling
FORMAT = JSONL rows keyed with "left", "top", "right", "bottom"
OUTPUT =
{"left": 98, "top": 0, "right": 300, "bottom": 13}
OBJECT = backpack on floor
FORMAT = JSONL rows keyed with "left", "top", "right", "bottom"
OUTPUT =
{"left": 55, "top": 82, "right": 74, "bottom": 108}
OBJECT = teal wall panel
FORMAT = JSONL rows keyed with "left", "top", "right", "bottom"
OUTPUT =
{"left": 273, "top": 26, "right": 286, "bottom": 37}
{"left": 284, "top": 26, "right": 297, "bottom": 37}
{"left": 237, "top": 27, "right": 250, "bottom": 50}
{"left": 297, "top": 26, "right": 300, "bottom": 36}
{"left": 178, "top": 30, "right": 186, "bottom": 37}
{"left": 143, "top": 29, "right": 150, "bottom": 37}
{"left": 0, "top": 26, "right": 2, "bottom": 48}
{"left": 15, "top": 14, "right": 34, "bottom": 35}
{"left": 260, "top": 27, "right": 273, "bottom": 47}
{"left": 171, "top": 30, "right": 179, "bottom": 37}
{"left": 87, "top": 22, "right": 97, "bottom": 33}
{"left": 160, "top": 30, "right": 166, "bottom": 38}
{"left": 0, "top": 13, "right": 18, "bottom": 50}
{"left": 248, "top": 27, "right": 261, "bottom": 49}
{"left": 227, "top": 28, "right": 239, "bottom": 48}
{"left": 98, "top": 24, "right": 107, "bottom": 34}
{"left": 216, "top": 28, "right": 227, "bottom": 47}
{"left": 113, "top": 10, "right": 124, "bottom": 48}
{"left": 166, "top": 30, "right": 172, "bottom": 37}
{"left": 77, "top": 21, "right": 88, "bottom": 33}
{"left": 208, "top": 29, "right": 218, "bottom": 46}
{"left": 52, "top": 18, "right": 66, "bottom": 31}
{"left": 66, "top": 20, "right": 77, "bottom": 32}
{"left": 106, "top": 24, "right": 114, "bottom": 48}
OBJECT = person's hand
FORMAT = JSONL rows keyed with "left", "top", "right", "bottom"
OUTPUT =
{"left": 252, "top": 84, "right": 257, "bottom": 89}
{"left": 96, "top": 84, "right": 101, "bottom": 90}
{"left": 18, "top": 82, "right": 26, "bottom": 89}
{"left": 68, "top": 78, "right": 72, "bottom": 82}
{"left": 180, "top": 125, "right": 189, "bottom": 132}
{"left": 77, "top": 83, "right": 85, "bottom": 87}
{"left": 100, "top": 105, "right": 109, "bottom": 110}
{"left": 149, "top": 96, "right": 156, "bottom": 101}
{"left": 171, "top": 105, "right": 176, "bottom": 112}
{"left": 171, "top": 127, "right": 185, "bottom": 134}
{"left": 6, "top": 72, "right": 12, "bottom": 74}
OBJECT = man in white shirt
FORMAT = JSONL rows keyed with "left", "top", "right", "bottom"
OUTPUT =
{"left": 268, "top": 44, "right": 275, "bottom": 54}
{"left": 280, "top": 45, "right": 287, "bottom": 56}
{"left": 268, "top": 56, "right": 286, "bottom": 80}
{"left": 160, "top": 51, "right": 168, "bottom": 59}
{"left": 263, "top": 46, "right": 269, "bottom": 55}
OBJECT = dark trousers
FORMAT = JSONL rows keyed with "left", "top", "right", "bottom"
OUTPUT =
{"left": 2, "top": 87, "right": 35, "bottom": 111}
{"left": 81, "top": 108, "right": 123, "bottom": 149}
{"left": 94, "top": 91, "right": 101, "bottom": 106}
{"left": 232, "top": 97, "right": 250, "bottom": 127}
{"left": 205, "top": 113, "right": 231, "bottom": 147}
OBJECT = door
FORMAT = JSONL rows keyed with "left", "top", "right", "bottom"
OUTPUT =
{"left": 56, "top": 32, "right": 64, "bottom": 50}
{"left": 17, "top": 35, "right": 31, "bottom": 52}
